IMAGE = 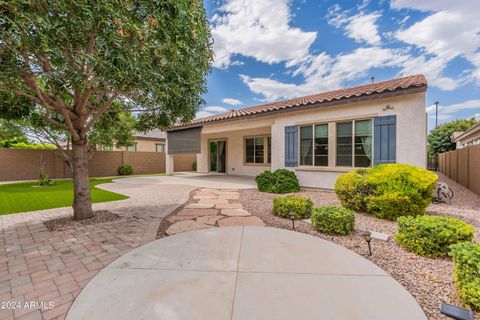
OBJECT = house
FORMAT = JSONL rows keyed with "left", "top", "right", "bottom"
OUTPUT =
{"left": 103, "top": 129, "right": 166, "bottom": 152}
{"left": 452, "top": 122, "right": 480, "bottom": 149}
{"left": 166, "top": 75, "right": 428, "bottom": 189}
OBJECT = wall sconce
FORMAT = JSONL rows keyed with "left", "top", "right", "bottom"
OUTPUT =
{"left": 288, "top": 212, "right": 296, "bottom": 230}
{"left": 383, "top": 104, "right": 394, "bottom": 111}
{"left": 362, "top": 231, "right": 372, "bottom": 256}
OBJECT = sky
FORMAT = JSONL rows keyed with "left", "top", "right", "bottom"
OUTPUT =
{"left": 198, "top": 0, "right": 480, "bottom": 131}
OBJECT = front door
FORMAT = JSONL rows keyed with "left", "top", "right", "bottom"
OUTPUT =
{"left": 209, "top": 140, "right": 227, "bottom": 173}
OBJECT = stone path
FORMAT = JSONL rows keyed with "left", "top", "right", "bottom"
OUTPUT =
{"left": 164, "top": 188, "right": 264, "bottom": 236}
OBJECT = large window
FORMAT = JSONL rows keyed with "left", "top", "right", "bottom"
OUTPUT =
{"left": 300, "top": 124, "right": 328, "bottom": 166}
{"left": 245, "top": 137, "right": 268, "bottom": 164}
{"left": 336, "top": 120, "right": 372, "bottom": 167}
{"left": 127, "top": 143, "right": 137, "bottom": 152}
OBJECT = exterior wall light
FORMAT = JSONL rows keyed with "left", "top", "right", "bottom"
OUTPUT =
{"left": 362, "top": 231, "right": 372, "bottom": 256}
{"left": 288, "top": 212, "right": 296, "bottom": 230}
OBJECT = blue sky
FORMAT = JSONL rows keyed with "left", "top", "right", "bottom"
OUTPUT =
{"left": 198, "top": 0, "right": 480, "bottom": 130}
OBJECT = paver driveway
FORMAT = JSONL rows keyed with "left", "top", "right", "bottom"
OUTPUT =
{"left": 66, "top": 227, "right": 427, "bottom": 320}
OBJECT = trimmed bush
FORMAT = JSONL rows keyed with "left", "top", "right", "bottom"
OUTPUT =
{"left": 272, "top": 196, "right": 313, "bottom": 219}
{"left": 449, "top": 242, "right": 480, "bottom": 310}
{"left": 311, "top": 206, "right": 355, "bottom": 235}
{"left": 192, "top": 161, "right": 197, "bottom": 171}
{"left": 256, "top": 169, "right": 300, "bottom": 193}
{"left": 396, "top": 215, "right": 474, "bottom": 257}
{"left": 117, "top": 164, "right": 134, "bottom": 176}
{"left": 334, "top": 164, "right": 438, "bottom": 220}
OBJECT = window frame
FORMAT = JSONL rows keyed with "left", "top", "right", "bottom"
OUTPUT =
{"left": 155, "top": 143, "right": 165, "bottom": 153}
{"left": 244, "top": 135, "right": 271, "bottom": 165}
{"left": 298, "top": 118, "right": 374, "bottom": 169}
{"left": 127, "top": 143, "right": 137, "bottom": 152}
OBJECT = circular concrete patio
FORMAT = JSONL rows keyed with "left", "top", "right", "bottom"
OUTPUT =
{"left": 66, "top": 227, "right": 426, "bottom": 320}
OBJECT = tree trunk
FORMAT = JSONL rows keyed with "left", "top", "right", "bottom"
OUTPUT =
{"left": 71, "top": 140, "right": 93, "bottom": 220}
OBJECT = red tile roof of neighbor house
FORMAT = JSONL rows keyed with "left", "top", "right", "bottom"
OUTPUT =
{"left": 175, "top": 74, "right": 427, "bottom": 129}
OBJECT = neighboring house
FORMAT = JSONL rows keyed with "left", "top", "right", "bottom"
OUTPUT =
{"left": 107, "top": 129, "right": 166, "bottom": 152}
{"left": 452, "top": 122, "right": 480, "bottom": 149}
{"left": 166, "top": 75, "right": 428, "bottom": 189}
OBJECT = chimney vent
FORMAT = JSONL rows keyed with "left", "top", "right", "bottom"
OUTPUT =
{"left": 371, "top": 76, "right": 375, "bottom": 83}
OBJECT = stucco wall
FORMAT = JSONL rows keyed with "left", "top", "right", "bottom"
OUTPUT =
{"left": 195, "top": 92, "right": 427, "bottom": 189}
{"left": 197, "top": 126, "right": 271, "bottom": 176}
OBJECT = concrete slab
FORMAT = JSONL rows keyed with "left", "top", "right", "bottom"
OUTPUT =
{"left": 67, "top": 268, "right": 236, "bottom": 320}
{"left": 67, "top": 227, "right": 426, "bottom": 320}
{"left": 238, "top": 227, "right": 387, "bottom": 276}
{"left": 110, "top": 227, "right": 242, "bottom": 272}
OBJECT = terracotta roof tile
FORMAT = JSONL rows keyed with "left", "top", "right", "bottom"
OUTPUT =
{"left": 176, "top": 74, "right": 427, "bottom": 128}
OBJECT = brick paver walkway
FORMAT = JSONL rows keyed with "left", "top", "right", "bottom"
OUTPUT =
{"left": 164, "top": 188, "right": 264, "bottom": 236}
{"left": 0, "top": 182, "right": 195, "bottom": 320}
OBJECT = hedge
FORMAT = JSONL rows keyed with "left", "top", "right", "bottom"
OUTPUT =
{"left": 117, "top": 164, "right": 134, "bottom": 176}
{"left": 449, "top": 242, "right": 480, "bottom": 310}
{"left": 256, "top": 169, "right": 300, "bottom": 193}
{"left": 334, "top": 164, "right": 438, "bottom": 220}
{"left": 311, "top": 206, "right": 355, "bottom": 235}
{"left": 272, "top": 196, "right": 313, "bottom": 219}
{"left": 396, "top": 215, "right": 474, "bottom": 257}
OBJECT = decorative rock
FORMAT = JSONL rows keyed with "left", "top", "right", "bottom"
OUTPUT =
{"left": 196, "top": 216, "right": 221, "bottom": 226}
{"left": 217, "top": 216, "right": 265, "bottom": 227}
{"left": 177, "top": 208, "right": 218, "bottom": 217}
{"left": 184, "top": 203, "right": 215, "bottom": 209}
{"left": 165, "top": 220, "right": 211, "bottom": 235}
{"left": 221, "top": 209, "right": 250, "bottom": 217}
{"left": 215, "top": 203, "right": 242, "bottom": 209}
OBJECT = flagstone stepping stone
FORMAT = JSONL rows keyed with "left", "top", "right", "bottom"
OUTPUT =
{"left": 184, "top": 203, "right": 215, "bottom": 209}
{"left": 177, "top": 208, "right": 218, "bottom": 217}
{"left": 193, "top": 195, "right": 218, "bottom": 199}
{"left": 215, "top": 203, "right": 243, "bottom": 209}
{"left": 198, "top": 199, "right": 229, "bottom": 204}
{"left": 167, "top": 215, "right": 197, "bottom": 223}
{"left": 217, "top": 216, "right": 265, "bottom": 227}
{"left": 221, "top": 209, "right": 250, "bottom": 217}
{"left": 217, "top": 194, "right": 240, "bottom": 200}
{"left": 165, "top": 220, "right": 211, "bottom": 235}
{"left": 196, "top": 216, "right": 221, "bottom": 226}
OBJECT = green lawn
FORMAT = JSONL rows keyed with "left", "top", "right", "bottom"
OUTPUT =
{"left": 0, "top": 178, "right": 128, "bottom": 215}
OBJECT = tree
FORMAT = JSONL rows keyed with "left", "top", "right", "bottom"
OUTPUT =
{"left": 428, "top": 118, "right": 478, "bottom": 157}
{"left": 0, "top": 1, "right": 212, "bottom": 220}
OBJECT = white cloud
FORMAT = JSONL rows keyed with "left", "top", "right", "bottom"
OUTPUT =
{"left": 392, "top": 0, "right": 480, "bottom": 86}
{"left": 327, "top": 6, "right": 382, "bottom": 46}
{"left": 222, "top": 98, "right": 242, "bottom": 106}
{"left": 203, "top": 106, "right": 229, "bottom": 113}
{"left": 426, "top": 99, "right": 480, "bottom": 121}
{"left": 195, "top": 111, "right": 214, "bottom": 119}
{"left": 475, "top": 113, "right": 480, "bottom": 122}
{"left": 210, "top": 0, "right": 317, "bottom": 68}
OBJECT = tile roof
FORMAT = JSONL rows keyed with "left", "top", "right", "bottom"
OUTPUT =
{"left": 176, "top": 74, "right": 427, "bottom": 129}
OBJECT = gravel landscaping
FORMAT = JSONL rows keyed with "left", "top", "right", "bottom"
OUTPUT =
{"left": 44, "top": 210, "right": 120, "bottom": 231}
{"left": 239, "top": 172, "right": 480, "bottom": 320}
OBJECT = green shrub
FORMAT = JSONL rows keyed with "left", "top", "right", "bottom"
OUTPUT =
{"left": 272, "top": 196, "right": 313, "bottom": 219}
{"left": 449, "top": 242, "right": 480, "bottom": 310}
{"left": 311, "top": 206, "right": 355, "bottom": 235}
{"left": 192, "top": 161, "right": 197, "bottom": 171}
{"left": 334, "top": 164, "right": 438, "bottom": 220}
{"left": 117, "top": 164, "right": 133, "bottom": 176}
{"left": 396, "top": 215, "right": 474, "bottom": 257}
{"left": 38, "top": 170, "right": 55, "bottom": 186}
{"left": 255, "top": 169, "right": 300, "bottom": 193}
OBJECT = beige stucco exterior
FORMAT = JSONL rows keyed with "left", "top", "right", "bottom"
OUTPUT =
{"left": 454, "top": 123, "right": 480, "bottom": 149}
{"left": 168, "top": 91, "right": 427, "bottom": 189}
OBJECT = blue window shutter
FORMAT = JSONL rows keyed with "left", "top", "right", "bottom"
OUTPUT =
{"left": 374, "top": 115, "right": 396, "bottom": 165}
{"left": 285, "top": 125, "right": 298, "bottom": 167}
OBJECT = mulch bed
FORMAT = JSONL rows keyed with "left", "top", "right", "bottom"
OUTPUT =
{"left": 44, "top": 210, "right": 120, "bottom": 231}
{"left": 239, "top": 180, "right": 480, "bottom": 320}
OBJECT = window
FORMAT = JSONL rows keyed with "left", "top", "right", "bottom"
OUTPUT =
{"left": 314, "top": 124, "right": 328, "bottom": 166}
{"left": 354, "top": 120, "right": 372, "bottom": 167}
{"left": 336, "top": 122, "right": 353, "bottom": 166}
{"left": 127, "top": 143, "right": 137, "bottom": 152}
{"left": 300, "top": 126, "right": 313, "bottom": 165}
{"left": 245, "top": 136, "right": 269, "bottom": 164}
{"left": 267, "top": 137, "right": 271, "bottom": 164}
{"left": 300, "top": 124, "right": 328, "bottom": 166}
{"left": 155, "top": 144, "right": 165, "bottom": 152}
{"left": 99, "top": 145, "right": 112, "bottom": 151}
{"left": 336, "top": 120, "right": 373, "bottom": 167}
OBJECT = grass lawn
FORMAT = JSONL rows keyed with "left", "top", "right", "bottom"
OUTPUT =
{"left": 0, "top": 178, "right": 128, "bottom": 215}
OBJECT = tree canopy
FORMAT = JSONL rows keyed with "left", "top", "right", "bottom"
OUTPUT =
{"left": 427, "top": 118, "right": 478, "bottom": 157}
{"left": 0, "top": 0, "right": 212, "bottom": 219}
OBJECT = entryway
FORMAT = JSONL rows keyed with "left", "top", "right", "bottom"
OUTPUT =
{"left": 209, "top": 140, "right": 227, "bottom": 173}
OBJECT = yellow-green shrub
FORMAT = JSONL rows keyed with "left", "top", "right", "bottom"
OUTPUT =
{"left": 272, "top": 196, "right": 313, "bottom": 219}
{"left": 334, "top": 164, "right": 438, "bottom": 220}
{"left": 396, "top": 215, "right": 474, "bottom": 257}
{"left": 449, "top": 242, "right": 480, "bottom": 310}
{"left": 311, "top": 206, "right": 355, "bottom": 235}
